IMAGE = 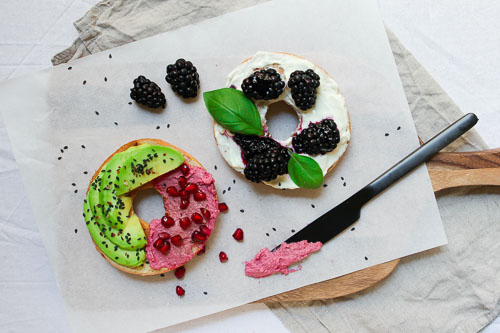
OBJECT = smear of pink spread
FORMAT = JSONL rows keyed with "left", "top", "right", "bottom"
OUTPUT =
{"left": 146, "top": 166, "right": 219, "bottom": 270}
{"left": 245, "top": 240, "right": 323, "bottom": 278}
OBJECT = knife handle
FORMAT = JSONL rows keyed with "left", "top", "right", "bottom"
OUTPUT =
{"left": 359, "top": 113, "right": 478, "bottom": 203}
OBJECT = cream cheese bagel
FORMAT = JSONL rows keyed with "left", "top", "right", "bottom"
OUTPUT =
{"left": 214, "top": 51, "right": 350, "bottom": 189}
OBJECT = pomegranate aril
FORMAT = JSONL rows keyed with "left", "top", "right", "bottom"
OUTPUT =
{"left": 200, "top": 208, "right": 211, "bottom": 219}
{"left": 153, "top": 238, "right": 164, "bottom": 249}
{"left": 176, "top": 285, "right": 185, "bottom": 296}
{"left": 166, "top": 186, "right": 179, "bottom": 197}
{"left": 180, "top": 199, "right": 189, "bottom": 209}
{"left": 191, "top": 230, "right": 207, "bottom": 243}
{"left": 161, "top": 215, "right": 175, "bottom": 228}
{"left": 232, "top": 228, "right": 244, "bottom": 241}
{"left": 191, "top": 212, "right": 203, "bottom": 224}
{"left": 180, "top": 217, "right": 191, "bottom": 230}
{"left": 219, "top": 251, "right": 228, "bottom": 263}
{"left": 194, "top": 190, "right": 206, "bottom": 201}
{"left": 158, "top": 232, "right": 171, "bottom": 240}
{"left": 160, "top": 242, "right": 171, "bottom": 254}
{"left": 185, "top": 183, "right": 198, "bottom": 193}
{"left": 218, "top": 202, "right": 228, "bottom": 212}
{"left": 199, "top": 225, "right": 211, "bottom": 236}
{"left": 179, "top": 189, "right": 190, "bottom": 200}
{"left": 171, "top": 235, "right": 183, "bottom": 247}
{"left": 178, "top": 176, "right": 187, "bottom": 189}
{"left": 180, "top": 164, "right": 190, "bottom": 176}
{"left": 175, "top": 266, "right": 186, "bottom": 279}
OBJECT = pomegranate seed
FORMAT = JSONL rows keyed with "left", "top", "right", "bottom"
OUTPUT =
{"left": 175, "top": 266, "right": 186, "bottom": 279}
{"left": 179, "top": 189, "right": 190, "bottom": 200}
{"left": 232, "top": 228, "right": 244, "bottom": 241}
{"left": 153, "top": 238, "right": 164, "bottom": 249}
{"left": 185, "top": 183, "right": 198, "bottom": 192}
{"left": 158, "top": 232, "right": 170, "bottom": 240}
{"left": 178, "top": 176, "right": 187, "bottom": 189}
{"left": 200, "top": 208, "right": 211, "bottom": 219}
{"left": 176, "top": 285, "right": 185, "bottom": 296}
{"left": 191, "top": 230, "right": 207, "bottom": 243}
{"left": 180, "top": 199, "right": 189, "bottom": 209}
{"left": 197, "top": 245, "right": 206, "bottom": 255}
{"left": 160, "top": 242, "right": 171, "bottom": 254}
{"left": 199, "top": 225, "right": 211, "bottom": 236}
{"left": 166, "top": 186, "right": 179, "bottom": 197}
{"left": 171, "top": 235, "right": 183, "bottom": 247}
{"left": 180, "top": 164, "right": 190, "bottom": 176}
{"left": 161, "top": 215, "right": 175, "bottom": 228}
{"left": 194, "top": 190, "right": 206, "bottom": 201}
{"left": 191, "top": 212, "right": 203, "bottom": 224}
{"left": 219, "top": 251, "right": 228, "bottom": 263}
{"left": 218, "top": 202, "right": 228, "bottom": 212}
{"left": 180, "top": 217, "right": 191, "bottom": 230}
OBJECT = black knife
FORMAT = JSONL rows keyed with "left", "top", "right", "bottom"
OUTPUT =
{"left": 277, "top": 113, "right": 478, "bottom": 249}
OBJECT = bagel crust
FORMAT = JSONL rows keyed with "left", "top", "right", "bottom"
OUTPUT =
{"left": 213, "top": 51, "right": 351, "bottom": 189}
{"left": 86, "top": 139, "right": 213, "bottom": 276}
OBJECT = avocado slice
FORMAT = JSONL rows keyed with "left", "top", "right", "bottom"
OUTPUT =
{"left": 83, "top": 143, "right": 184, "bottom": 267}
{"left": 83, "top": 199, "right": 145, "bottom": 267}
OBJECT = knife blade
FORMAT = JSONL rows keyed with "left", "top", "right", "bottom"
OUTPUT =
{"left": 276, "top": 113, "right": 478, "bottom": 249}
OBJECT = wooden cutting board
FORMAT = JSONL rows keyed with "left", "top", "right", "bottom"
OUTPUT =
{"left": 257, "top": 148, "right": 500, "bottom": 303}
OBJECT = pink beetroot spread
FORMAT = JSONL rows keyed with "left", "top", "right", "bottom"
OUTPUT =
{"left": 245, "top": 240, "right": 322, "bottom": 278}
{"left": 146, "top": 165, "right": 219, "bottom": 270}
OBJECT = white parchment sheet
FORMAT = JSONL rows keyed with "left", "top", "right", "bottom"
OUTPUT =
{"left": 0, "top": 0, "right": 447, "bottom": 332}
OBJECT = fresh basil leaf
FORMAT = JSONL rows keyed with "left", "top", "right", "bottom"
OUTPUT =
{"left": 203, "top": 88, "right": 264, "bottom": 136}
{"left": 288, "top": 151, "right": 324, "bottom": 189}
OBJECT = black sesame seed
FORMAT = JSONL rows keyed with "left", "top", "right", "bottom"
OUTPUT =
{"left": 203, "top": 292, "right": 207, "bottom": 295}
{"left": 233, "top": 180, "right": 236, "bottom": 184}
{"left": 240, "top": 209, "right": 244, "bottom": 213}
{"left": 72, "top": 183, "right": 76, "bottom": 186}
{"left": 156, "top": 126, "right": 160, "bottom": 130}
{"left": 58, "top": 157, "right": 62, "bottom": 160}
{"left": 74, "top": 189, "right": 78, "bottom": 193}
{"left": 228, "top": 187, "right": 231, "bottom": 191}
{"left": 223, "top": 190, "right": 226, "bottom": 194}
{"left": 397, "top": 126, "right": 401, "bottom": 130}
{"left": 67, "top": 66, "right": 72, "bottom": 70}
{"left": 343, "top": 182, "right": 346, "bottom": 187}
{"left": 114, "top": 122, "right": 118, "bottom": 126}
{"left": 109, "top": 54, "right": 112, "bottom": 59}
{"left": 351, "top": 227, "right": 355, "bottom": 231}
{"left": 60, "top": 149, "right": 64, "bottom": 153}
{"left": 266, "top": 233, "right": 269, "bottom": 236}
{"left": 83, "top": 80, "right": 86, "bottom": 85}
{"left": 311, "top": 204, "right": 315, "bottom": 208}
{"left": 167, "top": 124, "right": 170, "bottom": 128}
{"left": 64, "top": 146, "right": 68, "bottom": 149}
{"left": 291, "top": 229, "right": 295, "bottom": 233}
{"left": 385, "top": 133, "right": 389, "bottom": 137}
{"left": 115, "top": 256, "right": 119, "bottom": 260}
{"left": 81, "top": 145, "right": 85, "bottom": 149}
{"left": 214, "top": 165, "right": 217, "bottom": 170}
{"left": 128, "top": 102, "right": 132, "bottom": 105}
{"left": 104, "top": 77, "right": 107, "bottom": 82}
{"left": 160, "top": 274, "right": 165, "bottom": 277}
{"left": 95, "top": 111, "right": 99, "bottom": 115}
{"left": 365, "top": 256, "right": 368, "bottom": 260}
{"left": 272, "top": 227, "right": 276, "bottom": 231}
{"left": 341, "top": 177, "right": 344, "bottom": 180}
{"left": 323, "top": 184, "right": 328, "bottom": 188}
{"left": 74, "top": 228, "right": 78, "bottom": 233}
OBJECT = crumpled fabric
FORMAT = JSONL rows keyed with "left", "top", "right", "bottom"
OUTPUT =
{"left": 51, "top": 1, "right": 499, "bottom": 332}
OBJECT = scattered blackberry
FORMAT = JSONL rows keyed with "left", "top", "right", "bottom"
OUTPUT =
{"left": 130, "top": 76, "right": 166, "bottom": 108}
{"left": 233, "top": 134, "right": 283, "bottom": 161}
{"left": 292, "top": 119, "right": 340, "bottom": 155}
{"left": 288, "top": 69, "right": 320, "bottom": 110}
{"left": 241, "top": 68, "right": 285, "bottom": 100}
{"left": 244, "top": 147, "right": 289, "bottom": 183}
{"left": 165, "top": 58, "right": 200, "bottom": 98}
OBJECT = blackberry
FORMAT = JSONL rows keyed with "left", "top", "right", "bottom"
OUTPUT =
{"left": 292, "top": 119, "right": 340, "bottom": 155}
{"left": 233, "top": 134, "right": 282, "bottom": 161}
{"left": 244, "top": 147, "right": 289, "bottom": 183}
{"left": 241, "top": 68, "right": 285, "bottom": 100}
{"left": 130, "top": 76, "right": 166, "bottom": 108}
{"left": 165, "top": 58, "right": 200, "bottom": 98}
{"left": 287, "top": 69, "right": 320, "bottom": 110}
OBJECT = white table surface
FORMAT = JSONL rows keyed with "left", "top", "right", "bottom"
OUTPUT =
{"left": 0, "top": 1, "right": 498, "bottom": 332}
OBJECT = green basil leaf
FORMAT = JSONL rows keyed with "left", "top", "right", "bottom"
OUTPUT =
{"left": 203, "top": 88, "right": 264, "bottom": 136}
{"left": 288, "top": 151, "right": 324, "bottom": 189}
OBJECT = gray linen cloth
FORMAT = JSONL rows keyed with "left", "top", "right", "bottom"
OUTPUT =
{"left": 52, "top": 1, "right": 500, "bottom": 332}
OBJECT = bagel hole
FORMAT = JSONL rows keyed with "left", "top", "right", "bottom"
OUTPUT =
{"left": 266, "top": 101, "right": 299, "bottom": 141}
{"left": 133, "top": 188, "right": 165, "bottom": 223}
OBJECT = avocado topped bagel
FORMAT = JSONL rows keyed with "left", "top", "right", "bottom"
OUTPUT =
{"left": 83, "top": 139, "right": 219, "bottom": 276}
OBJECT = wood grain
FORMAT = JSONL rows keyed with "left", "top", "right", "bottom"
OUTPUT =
{"left": 257, "top": 148, "right": 500, "bottom": 303}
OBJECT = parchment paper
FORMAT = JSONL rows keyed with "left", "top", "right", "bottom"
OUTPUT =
{"left": 0, "top": 0, "right": 447, "bottom": 332}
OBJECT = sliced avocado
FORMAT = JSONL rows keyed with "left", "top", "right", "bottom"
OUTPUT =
{"left": 83, "top": 199, "right": 145, "bottom": 267}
